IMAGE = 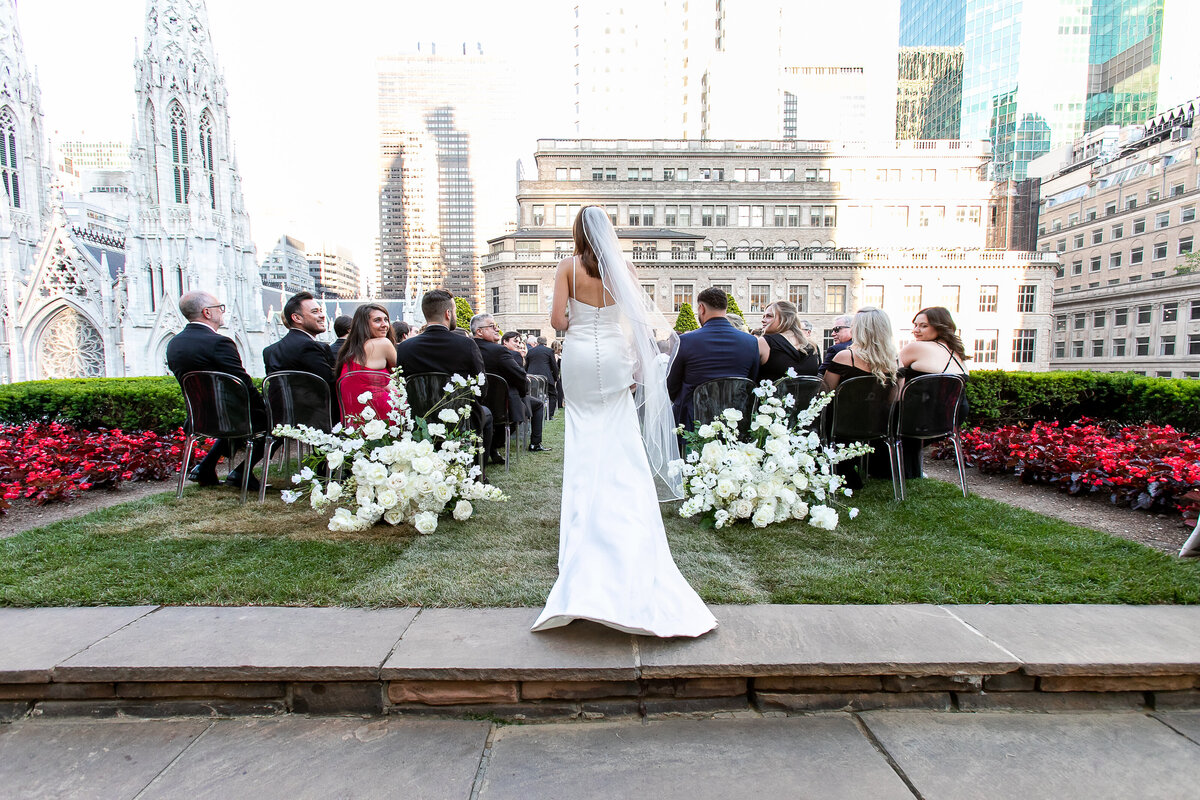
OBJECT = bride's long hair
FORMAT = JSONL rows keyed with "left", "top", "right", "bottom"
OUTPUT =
{"left": 572, "top": 206, "right": 602, "bottom": 278}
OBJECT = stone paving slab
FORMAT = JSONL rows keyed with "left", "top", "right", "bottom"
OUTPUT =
{"left": 0, "top": 607, "right": 155, "bottom": 683}
{"left": 54, "top": 607, "right": 419, "bottom": 681}
{"left": 479, "top": 716, "right": 913, "bottom": 800}
{"left": 637, "top": 604, "right": 1018, "bottom": 677}
{"left": 950, "top": 604, "right": 1200, "bottom": 675}
{"left": 382, "top": 608, "right": 639, "bottom": 680}
{"left": 1152, "top": 710, "right": 1200, "bottom": 744}
{"left": 0, "top": 718, "right": 209, "bottom": 800}
{"left": 861, "top": 711, "right": 1200, "bottom": 800}
{"left": 138, "top": 717, "right": 489, "bottom": 800}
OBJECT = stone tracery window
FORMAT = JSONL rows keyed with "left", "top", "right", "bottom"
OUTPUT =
{"left": 145, "top": 101, "right": 159, "bottom": 204}
{"left": 0, "top": 107, "right": 21, "bottom": 209}
{"left": 40, "top": 307, "right": 105, "bottom": 379}
{"left": 169, "top": 101, "right": 189, "bottom": 204}
{"left": 199, "top": 110, "right": 215, "bottom": 210}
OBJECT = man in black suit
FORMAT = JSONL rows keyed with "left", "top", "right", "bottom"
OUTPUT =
{"left": 471, "top": 314, "right": 549, "bottom": 456}
{"left": 524, "top": 335, "right": 560, "bottom": 420}
{"left": 501, "top": 331, "right": 549, "bottom": 451}
{"left": 817, "top": 314, "right": 854, "bottom": 376}
{"left": 396, "top": 290, "right": 493, "bottom": 475}
{"left": 329, "top": 315, "right": 352, "bottom": 361}
{"left": 263, "top": 292, "right": 335, "bottom": 391}
{"left": 666, "top": 286, "right": 760, "bottom": 430}
{"left": 166, "top": 291, "right": 267, "bottom": 490}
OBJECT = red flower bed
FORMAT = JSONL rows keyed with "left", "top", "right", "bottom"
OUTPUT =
{"left": 0, "top": 422, "right": 210, "bottom": 512}
{"left": 935, "top": 418, "right": 1200, "bottom": 513}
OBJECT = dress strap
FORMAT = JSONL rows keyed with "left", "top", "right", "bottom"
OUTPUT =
{"left": 571, "top": 255, "right": 578, "bottom": 299}
{"left": 936, "top": 341, "right": 965, "bottom": 373}
{"left": 848, "top": 348, "right": 857, "bottom": 368}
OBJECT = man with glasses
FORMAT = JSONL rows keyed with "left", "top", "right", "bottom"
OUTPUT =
{"left": 472, "top": 314, "right": 549, "bottom": 458}
{"left": 167, "top": 291, "right": 267, "bottom": 490}
{"left": 818, "top": 314, "right": 854, "bottom": 376}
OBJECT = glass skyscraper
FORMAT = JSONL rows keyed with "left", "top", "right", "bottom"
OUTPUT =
{"left": 1085, "top": 0, "right": 1165, "bottom": 132}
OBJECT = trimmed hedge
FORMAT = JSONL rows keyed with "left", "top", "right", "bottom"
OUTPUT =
{"left": 966, "top": 370, "right": 1200, "bottom": 432}
{"left": 0, "top": 378, "right": 186, "bottom": 433}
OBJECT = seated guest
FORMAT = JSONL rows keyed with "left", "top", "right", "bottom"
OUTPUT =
{"left": 756, "top": 300, "right": 819, "bottom": 380}
{"left": 551, "top": 339, "right": 564, "bottom": 410}
{"left": 666, "top": 286, "right": 760, "bottom": 429}
{"left": 166, "top": 291, "right": 267, "bottom": 490}
{"left": 726, "top": 313, "right": 747, "bottom": 332}
{"left": 524, "top": 334, "right": 560, "bottom": 420}
{"left": 800, "top": 319, "right": 815, "bottom": 339}
{"left": 334, "top": 303, "right": 397, "bottom": 421}
{"left": 502, "top": 331, "right": 548, "bottom": 451}
{"left": 817, "top": 314, "right": 853, "bottom": 375}
{"left": 471, "top": 314, "right": 548, "bottom": 455}
{"left": 390, "top": 320, "right": 412, "bottom": 343}
{"left": 897, "top": 306, "right": 970, "bottom": 478}
{"left": 263, "top": 291, "right": 335, "bottom": 391}
{"left": 399, "top": 291, "right": 490, "bottom": 474}
{"left": 329, "top": 315, "right": 352, "bottom": 361}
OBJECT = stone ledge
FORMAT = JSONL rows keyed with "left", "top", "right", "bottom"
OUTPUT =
{"left": 30, "top": 699, "right": 287, "bottom": 718}
{"left": 389, "top": 701, "right": 580, "bottom": 721}
{"left": 0, "top": 683, "right": 116, "bottom": 701}
{"left": 388, "top": 680, "right": 519, "bottom": 706}
{"left": 1039, "top": 675, "right": 1198, "bottom": 693}
{"left": 1151, "top": 690, "right": 1200, "bottom": 710}
{"left": 520, "top": 680, "right": 640, "bottom": 700}
{"left": 756, "top": 691, "right": 953, "bottom": 713}
{"left": 982, "top": 672, "right": 1038, "bottom": 692}
{"left": 114, "top": 681, "right": 286, "bottom": 699}
{"left": 955, "top": 691, "right": 1147, "bottom": 712}
{"left": 755, "top": 676, "right": 883, "bottom": 692}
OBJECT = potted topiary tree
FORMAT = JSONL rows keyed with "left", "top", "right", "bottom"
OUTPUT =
{"left": 454, "top": 296, "right": 475, "bottom": 330}
{"left": 674, "top": 302, "right": 700, "bottom": 333}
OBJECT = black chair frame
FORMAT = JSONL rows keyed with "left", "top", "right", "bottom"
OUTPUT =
{"left": 825, "top": 375, "right": 901, "bottom": 501}
{"left": 175, "top": 370, "right": 265, "bottom": 505}
{"left": 888, "top": 373, "right": 968, "bottom": 501}
{"left": 259, "top": 371, "right": 334, "bottom": 503}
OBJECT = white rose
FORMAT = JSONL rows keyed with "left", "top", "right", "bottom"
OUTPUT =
{"left": 438, "top": 408, "right": 460, "bottom": 423}
{"left": 426, "top": 423, "right": 447, "bottom": 438}
{"left": 280, "top": 489, "right": 300, "bottom": 504}
{"left": 433, "top": 483, "right": 454, "bottom": 503}
{"left": 360, "top": 405, "right": 377, "bottom": 420}
{"left": 325, "top": 450, "right": 344, "bottom": 470}
{"left": 356, "top": 485, "right": 374, "bottom": 506}
{"left": 722, "top": 408, "right": 743, "bottom": 422}
{"left": 849, "top": 507, "right": 860, "bottom": 519}
{"left": 325, "top": 481, "right": 342, "bottom": 502}
{"left": 387, "top": 473, "right": 408, "bottom": 491}
{"left": 791, "top": 473, "right": 809, "bottom": 491}
{"left": 753, "top": 414, "right": 772, "bottom": 430}
{"left": 791, "top": 501, "right": 809, "bottom": 520}
{"left": 365, "top": 462, "right": 388, "bottom": 484}
{"left": 376, "top": 488, "right": 399, "bottom": 509}
{"left": 732, "top": 498, "right": 753, "bottom": 518}
{"left": 362, "top": 419, "right": 388, "bottom": 440}
{"left": 357, "top": 391, "right": 373, "bottom": 404}
{"left": 383, "top": 507, "right": 405, "bottom": 525}
{"left": 808, "top": 504, "right": 838, "bottom": 530}
{"left": 697, "top": 424, "right": 715, "bottom": 438}
{"left": 715, "top": 478, "right": 737, "bottom": 498}
{"left": 414, "top": 511, "right": 438, "bottom": 534}
{"left": 453, "top": 500, "right": 473, "bottom": 520}
{"left": 752, "top": 506, "right": 774, "bottom": 528}
{"left": 713, "top": 509, "right": 731, "bottom": 529}
{"left": 411, "top": 456, "right": 434, "bottom": 475}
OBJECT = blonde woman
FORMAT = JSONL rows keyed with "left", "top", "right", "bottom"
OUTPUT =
{"left": 757, "top": 300, "right": 820, "bottom": 380}
{"left": 820, "top": 307, "right": 899, "bottom": 390}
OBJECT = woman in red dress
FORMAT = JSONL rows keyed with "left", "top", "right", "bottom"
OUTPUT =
{"left": 334, "top": 304, "right": 398, "bottom": 422}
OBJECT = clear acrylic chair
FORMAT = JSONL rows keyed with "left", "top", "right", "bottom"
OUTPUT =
{"left": 176, "top": 370, "right": 264, "bottom": 505}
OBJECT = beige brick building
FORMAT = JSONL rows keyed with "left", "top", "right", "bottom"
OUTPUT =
{"left": 483, "top": 138, "right": 1056, "bottom": 371}
{"left": 1034, "top": 101, "right": 1199, "bottom": 377}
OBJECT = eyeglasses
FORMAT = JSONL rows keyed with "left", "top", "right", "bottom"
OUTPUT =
{"left": 204, "top": 304, "right": 226, "bottom": 313}
{"left": 479, "top": 324, "right": 499, "bottom": 331}
{"left": 832, "top": 326, "right": 848, "bottom": 332}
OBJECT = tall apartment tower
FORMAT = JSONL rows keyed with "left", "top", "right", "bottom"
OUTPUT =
{"left": 376, "top": 49, "right": 518, "bottom": 308}
{"left": 899, "top": 0, "right": 1196, "bottom": 181}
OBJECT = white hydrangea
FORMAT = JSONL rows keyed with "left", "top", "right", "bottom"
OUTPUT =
{"left": 808, "top": 504, "right": 838, "bottom": 530}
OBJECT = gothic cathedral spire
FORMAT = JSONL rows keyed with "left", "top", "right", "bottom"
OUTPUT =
{"left": 0, "top": 0, "right": 49, "bottom": 249}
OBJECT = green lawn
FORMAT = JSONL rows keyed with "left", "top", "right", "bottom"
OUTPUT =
{"left": 2, "top": 417, "right": 1197, "bottom": 607}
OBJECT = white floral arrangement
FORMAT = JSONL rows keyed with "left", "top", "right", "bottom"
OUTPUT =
{"left": 273, "top": 370, "right": 506, "bottom": 533}
{"left": 669, "top": 377, "right": 872, "bottom": 530}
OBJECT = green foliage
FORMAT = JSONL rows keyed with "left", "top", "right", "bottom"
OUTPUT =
{"left": 725, "top": 292, "right": 744, "bottom": 318}
{"left": 0, "top": 377, "right": 187, "bottom": 433}
{"left": 965, "top": 370, "right": 1200, "bottom": 431}
{"left": 674, "top": 302, "right": 700, "bottom": 332}
{"left": 454, "top": 296, "right": 475, "bottom": 330}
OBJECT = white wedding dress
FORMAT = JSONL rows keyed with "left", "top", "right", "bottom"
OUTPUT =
{"left": 531, "top": 296, "right": 718, "bottom": 637}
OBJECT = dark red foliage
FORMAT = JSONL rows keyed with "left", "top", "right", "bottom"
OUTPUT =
{"left": 934, "top": 418, "right": 1200, "bottom": 513}
{"left": 0, "top": 422, "right": 210, "bottom": 510}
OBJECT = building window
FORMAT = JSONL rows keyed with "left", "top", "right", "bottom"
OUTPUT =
{"left": 641, "top": 283, "right": 656, "bottom": 306}
{"left": 1135, "top": 336, "right": 1150, "bottom": 356}
{"left": 979, "top": 285, "right": 998, "bottom": 313}
{"left": 1105, "top": 201, "right": 1117, "bottom": 216}
{"left": 1182, "top": 206, "right": 1196, "bottom": 223}
{"left": 1071, "top": 259, "right": 1083, "bottom": 275}
{"left": 1111, "top": 224, "right": 1123, "bottom": 239}
{"left": 903, "top": 285, "right": 922, "bottom": 313}
{"left": 673, "top": 284, "right": 693, "bottom": 312}
{"left": 1181, "top": 236, "right": 1194, "bottom": 255}
{"left": 1091, "top": 229, "right": 1103, "bottom": 244}
{"left": 863, "top": 285, "right": 884, "bottom": 308}
{"left": 518, "top": 284, "right": 539, "bottom": 313}
{"left": 0, "top": 107, "right": 20, "bottom": 208}
{"left": 1072, "top": 233, "right": 1084, "bottom": 248}
{"left": 1016, "top": 285, "right": 1036, "bottom": 313}
{"left": 490, "top": 287, "right": 500, "bottom": 314}
{"left": 1073, "top": 313, "right": 1086, "bottom": 330}
{"left": 1090, "top": 256, "right": 1101, "bottom": 272}
{"left": 1189, "top": 334, "right": 1200, "bottom": 356}
{"left": 1130, "top": 246, "right": 1143, "bottom": 264}
{"left": 554, "top": 205, "right": 568, "bottom": 226}
{"left": 1153, "top": 242, "right": 1167, "bottom": 260}
{"left": 1055, "top": 314, "right": 1066, "bottom": 331}
{"left": 1108, "top": 253, "right": 1121, "bottom": 269}
{"left": 628, "top": 205, "right": 654, "bottom": 226}
{"left": 632, "top": 240, "right": 657, "bottom": 260}
{"left": 664, "top": 205, "right": 678, "bottom": 225}
{"left": 1113, "top": 339, "right": 1126, "bottom": 357}
{"left": 1155, "top": 211, "right": 1170, "bottom": 229}
{"left": 1126, "top": 196, "right": 1138, "bottom": 210}
{"left": 788, "top": 285, "right": 808, "bottom": 312}
{"left": 1093, "top": 311, "right": 1106, "bottom": 328}
{"left": 1012, "top": 330, "right": 1036, "bottom": 363}
{"left": 749, "top": 284, "right": 771, "bottom": 312}
{"left": 1171, "top": 183, "right": 1185, "bottom": 197}
{"left": 591, "top": 167, "right": 604, "bottom": 181}
{"left": 1137, "top": 305, "right": 1152, "bottom": 325}
{"left": 1133, "top": 217, "right": 1146, "bottom": 234}
{"left": 1053, "top": 341, "right": 1065, "bottom": 358}
{"left": 1163, "top": 302, "right": 1178, "bottom": 322}
{"left": 676, "top": 206, "right": 691, "bottom": 226}
{"left": 1071, "top": 340, "right": 1084, "bottom": 358}
{"left": 531, "top": 205, "right": 545, "bottom": 226}
{"left": 1092, "top": 340, "right": 1104, "bottom": 357}
{"left": 169, "top": 101, "right": 190, "bottom": 204}
{"left": 197, "top": 111, "right": 215, "bottom": 209}
{"left": 1114, "top": 307, "right": 1128, "bottom": 326}
{"left": 974, "top": 330, "right": 998, "bottom": 363}
{"left": 810, "top": 205, "right": 836, "bottom": 226}
{"left": 1161, "top": 336, "right": 1176, "bottom": 356}
{"left": 670, "top": 240, "right": 696, "bottom": 259}
{"left": 940, "top": 285, "right": 960, "bottom": 312}
{"left": 825, "top": 284, "right": 847, "bottom": 314}
{"left": 1192, "top": 299, "right": 1200, "bottom": 320}
{"left": 556, "top": 167, "right": 568, "bottom": 181}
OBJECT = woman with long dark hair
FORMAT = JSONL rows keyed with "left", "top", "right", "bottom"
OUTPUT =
{"left": 897, "top": 306, "right": 969, "bottom": 478}
{"left": 334, "top": 303, "right": 397, "bottom": 420}
{"left": 531, "top": 205, "right": 716, "bottom": 638}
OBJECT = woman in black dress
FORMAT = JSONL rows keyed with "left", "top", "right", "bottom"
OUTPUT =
{"left": 756, "top": 300, "right": 820, "bottom": 380}
{"left": 896, "top": 306, "right": 969, "bottom": 478}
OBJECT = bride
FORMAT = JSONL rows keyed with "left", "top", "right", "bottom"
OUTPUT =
{"left": 531, "top": 206, "right": 717, "bottom": 638}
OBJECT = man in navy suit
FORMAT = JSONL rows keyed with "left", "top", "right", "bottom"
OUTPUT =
{"left": 667, "top": 287, "right": 760, "bottom": 429}
{"left": 263, "top": 291, "right": 335, "bottom": 391}
{"left": 166, "top": 291, "right": 267, "bottom": 490}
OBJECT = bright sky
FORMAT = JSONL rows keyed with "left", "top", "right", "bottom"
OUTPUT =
{"left": 16, "top": 0, "right": 577, "bottom": 278}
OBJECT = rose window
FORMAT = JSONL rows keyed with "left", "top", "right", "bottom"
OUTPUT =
{"left": 39, "top": 307, "right": 105, "bottom": 378}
